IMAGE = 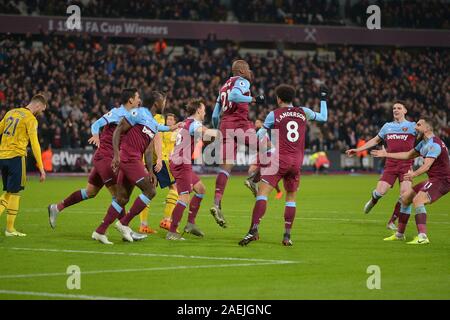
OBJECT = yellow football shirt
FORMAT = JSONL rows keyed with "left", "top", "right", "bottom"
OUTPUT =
{"left": 152, "top": 114, "right": 165, "bottom": 163}
{"left": 162, "top": 131, "right": 177, "bottom": 160}
{"left": 0, "top": 108, "right": 44, "bottom": 170}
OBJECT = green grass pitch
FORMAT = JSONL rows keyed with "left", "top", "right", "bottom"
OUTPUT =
{"left": 0, "top": 174, "right": 448, "bottom": 300}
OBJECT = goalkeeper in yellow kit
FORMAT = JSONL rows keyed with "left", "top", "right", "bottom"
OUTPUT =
{"left": 138, "top": 113, "right": 179, "bottom": 234}
{"left": 0, "top": 94, "right": 47, "bottom": 236}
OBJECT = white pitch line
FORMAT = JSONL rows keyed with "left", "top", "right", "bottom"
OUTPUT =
{"left": 0, "top": 290, "right": 136, "bottom": 300}
{"left": 7, "top": 247, "right": 297, "bottom": 264}
{"left": 0, "top": 261, "right": 293, "bottom": 280}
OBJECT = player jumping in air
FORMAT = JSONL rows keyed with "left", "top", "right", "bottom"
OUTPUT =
{"left": 346, "top": 102, "right": 417, "bottom": 231}
{"left": 372, "top": 118, "right": 450, "bottom": 244}
{"left": 0, "top": 94, "right": 47, "bottom": 236}
{"left": 210, "top": 60, "right": 264, "bottom": 228}
{"left": 47, "top": 89, "right": 137, "bottom": 234}
{"left": 239, "top": 84, "right": 328, "bottom": 246}
{"left": 167, "top": 98, "right": 218, "bottom": 240}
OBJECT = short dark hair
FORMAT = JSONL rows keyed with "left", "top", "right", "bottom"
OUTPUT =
{"left": 121, "top": 88, "right": 138, "bottom": 105}
{"left": 394, "top": 100, "right": 407, "bottom": 106}
{"left": 186, "top": 98, "right": 205, "bottom": 115}
{"left": 275, "top": 84, "right": 296, "bottom": 103}
{"left": 421, "top": 117, "right": 434, "bottom": 129}
{"left": 165, "top": 113, "right": 176, "bottom": 121}
{"left": 31, "top": 93, "right": 47, "bottom": 107}
{"left": 143, "top": 91, "right": 165, "bottom": 108}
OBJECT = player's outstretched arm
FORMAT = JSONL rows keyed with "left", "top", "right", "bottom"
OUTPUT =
{"left": 111, "top": 118, "right": 131, "bottom": 173}
{"left": 346, "top": 136, "right": 382, "bottom": 157}
{"left": 302, "top": 85, "right": 328, "bottom": 122}
{"left": 371, "top": 146, "right": 419, "bottom": 160}
{"left": 405, "top": 157, "right": 436, "bottom": 181}
{"left": 229, "top": 87, "right": 253, "bottom": 103}
{"left": 303, "top": 84, "right": 329, "bottom": 122}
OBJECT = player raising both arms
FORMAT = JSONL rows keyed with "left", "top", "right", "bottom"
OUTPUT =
{"left": 372, "top": 118, "right": 450, "bottom": 244}
{"left": 47, "top": 88, "right": 137, "bottom": 230}
{"left": 239, "top": 84, "right": 328, "bottom": 246}
{"left": 346, "top": 102, "right": 417, "bottom": 231}
{"left": 0, "top": 94, "right": 47, "bottom": 236}
{"left": 210, "top": 60, "right": 264, "bottom": 228}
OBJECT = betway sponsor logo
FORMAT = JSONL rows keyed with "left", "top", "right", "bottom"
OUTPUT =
{"left": 386, "top": 134, "right": 409, "bottom": 141}
{"left": 142, "top": 126, "right": 155, "bottom": 139}
{"left": 53, "top": 150, "right": 93, "bottom": 166}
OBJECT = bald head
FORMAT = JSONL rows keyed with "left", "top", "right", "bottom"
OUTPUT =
{"left": 232, "top": 60, "right": 251, "bottom": 80}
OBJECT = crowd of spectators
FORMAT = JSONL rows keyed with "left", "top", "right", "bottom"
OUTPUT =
{"left": 1, "top": 32, "right": 449, "bottom": 155}
{"left": 349, "top": 0, "right": 449, "bottom": 29}
{"left": 0, "top": 0, "right": 448, "bottom": 29}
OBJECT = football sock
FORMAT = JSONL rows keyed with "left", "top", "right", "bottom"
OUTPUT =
{"left": 214, "top": 170, "right": 230, "bottom": 207}
{"left": 96, "top": 200, "right": 123, "bottom": 234}
{"left": 139, "top": 207, "right": 149, "bottom": 226}
{"left": 188, "top": 193, "right": 204, "bottom": 224}
{"left": 57, "top": 189, "right": 89, "bottom": 211}
{"left": 164, "top": 189, "right": 178, "bottom": 218}
{"left": 371, "top": 190, "right": 383, "bottom": 204}
{"left": 415, "top": 205, "right": 427, "bottom": 234}
{"left": 6, "top": 193, "right": 20, "bottom": 232}
{"left": 250, "top": 195, "right": 268, "bottom": 231}
{"left": 170, "top": 200, "right": 187, "bottom": 233}
{"left": 388, "top": 199, "right": 401, "bottom": 224}
{"left": 0, "top": 192, "right": 10, "bottom": 217}
{"left": 397, "top": 204, "right": 412, "bottom": 234}
{"left": 120, "top": 194, "right": 151, "bottom": 226}
{"left": 284, "top": 202, "right": 296, "bottom": 234}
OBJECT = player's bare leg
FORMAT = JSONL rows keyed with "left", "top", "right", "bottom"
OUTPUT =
{"left": 407, "top": 192, "right": 431, "bottom": 245}
{"left": 386, "top": 180, "right": 412, "bottom": 231}
{"left": 364, "top": 180, "right": 391, "bottom": 213}
{"left": 211, "top": 163, "right": 232, "bottom": 228}
{"left": 239, "top": 181, "right": 273, "bottom": 246}
{"left": 48, "top": 183, "right": 102, "bottom": 229}
{"left": 183, "top": 181, "right": 206, "bottom": 237}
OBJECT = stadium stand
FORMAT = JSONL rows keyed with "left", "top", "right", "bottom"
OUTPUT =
{"left": 0, "top": 32, "right": 448, "bottom": 154}
{"left": 0, "top": 0, "right": 448, "bottom": 28}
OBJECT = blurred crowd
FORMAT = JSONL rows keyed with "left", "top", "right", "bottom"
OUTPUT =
{"left": 0, "top": 0, "right": 448, "bottom": 29}
{"left": 0, "top": 32, "right": 449, "bottom": 153}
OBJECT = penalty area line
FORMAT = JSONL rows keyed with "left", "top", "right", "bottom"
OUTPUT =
{"left": 6, "top": 247, "right": 298, "bottom": 264}
{"left": 0, "top": 261, "right": 294, "bottom": 280}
